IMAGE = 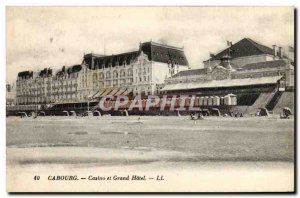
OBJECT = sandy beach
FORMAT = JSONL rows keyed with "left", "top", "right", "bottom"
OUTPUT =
{"left": 6, "top": 116, "right": 294, "bottom": 192}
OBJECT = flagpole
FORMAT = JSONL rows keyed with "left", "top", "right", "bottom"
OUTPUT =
{"left": 288, "top": 47, "right": 290, "bottom": 64}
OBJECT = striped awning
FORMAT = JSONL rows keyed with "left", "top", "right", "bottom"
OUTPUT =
{"left": 109, "top": 88, "right": 120, "bottom": 96}
{"left": 121, "top": 88, "right": 133, "bottom": 96}
{"left": 114, "top": 88, "right": 126, "bottom": 96}
{"left": 99, "top": 89, "right": 113, "bottom": 97}
{"left": 94, "top": 89, "right": 106, "bottom": 98}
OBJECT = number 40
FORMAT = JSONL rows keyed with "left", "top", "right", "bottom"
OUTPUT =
{"left": 34, "top": 176, "right": 40, "bottom": 180}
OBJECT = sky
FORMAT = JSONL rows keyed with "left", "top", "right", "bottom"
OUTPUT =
{"left": 6, "top": 7, "right": 294, "bottom": 84}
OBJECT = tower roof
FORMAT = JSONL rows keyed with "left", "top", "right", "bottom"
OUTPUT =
{"left": 140, "top": 41, "right": 189, "bottom": 66}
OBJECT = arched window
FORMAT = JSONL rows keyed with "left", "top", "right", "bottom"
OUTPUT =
{"left": 113, "top": 70, "right": 118, "bottom": 78}
{"left": 120, "top": 69, "right": 126, "bottom": 77}
{"left": 128, "top": 68, "right": 133, "bottom": 76}
{"left": 106, "top": 71, "right": 111, "bottom": 78}
{"left": 93, "top": 73, "right": 97, "bottom": 81}
{"left": 99, "top": 72, "right": 104, "bottom": 79}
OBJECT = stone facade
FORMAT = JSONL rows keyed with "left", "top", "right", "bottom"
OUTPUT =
{"left": 6, "top": 83, "right": 16, "bottom": 105}
{"left": 15, "top": 41, "right": 189, "bottom": 105}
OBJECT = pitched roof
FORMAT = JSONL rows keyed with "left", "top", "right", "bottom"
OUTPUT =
{"left": 242, "top": 59, "right": 289, "bottom": 71}
{"left": 141, "top": 42, "right": 189, "bottom": 66}
{"left": 17, "top": 71, "right": 34, "bottom": 78}
{"left": 206, "top": 38, "right": 275, "bottom": 61}
{"left": 83, "top": 41, "right": 189, "bottom": 69}
{"left": 55, "top": 65, "right": 82, "bottom": 76}
{"left": 83, "top": 51, "right": 140, "bottom": 69}
{"left": 39, "top": 68, "right": 53, "bottom": 77}
{"left": 171, "top": 68, "right": 207, "bottom": 78}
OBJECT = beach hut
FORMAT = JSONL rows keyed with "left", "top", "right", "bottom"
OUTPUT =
{"left": 70, "top": 111, "right": 77, "bottom": 117}
{"left": 220, "top": 97, "right": 225, "bottom": 105}
{"left": 224, "top": 93, "right": 237, "bottom": 105}
{"left": 62, "top": 110, "right": 69, "bottom": 116}
{"left": 93, "top": 110, "right": 101, "bottom": 116}
{"left": 208, "top": 96, "right": 213, "bottom": 106}
{"left": 199, "top": 97, "right": 204, "bottom": 106}
{"left": 203, "top": 96, "right": 209, "bottom": 106}
{"left": 17, "top": 112, "right": 28, "bottom": 118}
{"left": 213, "top": 96, "right": 220, "bottom": 106}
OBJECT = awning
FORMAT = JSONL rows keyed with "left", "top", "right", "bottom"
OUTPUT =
{"left": 161, "top": 76, "right": 282, "bottom": 91}
{"left": 88, "top": 90, "right": 100, "bottom": 99}
{"left": 95, "top": 89, "right": 106, "bottom": 97}
{"left": 121, "top": 88, "right": 133, "bottom": 96}
{"left": 99, "top": 89, "right": 113, "bottom": 97}
{"left": 94, "top": 89, "right": 106, "bottom": 98}
{"left": 114, "top": 88, "right": 127, "bottom": 96}
{"left": 108, "top": 88, "right": 120, "bottom": 96}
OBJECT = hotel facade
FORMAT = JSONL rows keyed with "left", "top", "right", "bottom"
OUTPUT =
{"left": 15, "top": 41, "right": 189, "bottom": 105}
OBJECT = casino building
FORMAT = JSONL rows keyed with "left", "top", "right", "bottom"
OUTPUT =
{"left": 161, "top": 38, "right": 294, "bottom": 114}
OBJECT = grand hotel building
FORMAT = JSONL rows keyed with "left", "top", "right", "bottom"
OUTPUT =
{"left": 15, "top": 41, "right": 189, "bottom": 105}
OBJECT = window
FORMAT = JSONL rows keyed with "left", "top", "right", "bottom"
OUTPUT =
{"left": 106, "top": 71, "right": 111, "bottom": 78}
{"left": 120, "top": 69, "right": 125, "bottom": 77}
{"left": 128, "top": 69, "right": 133, "bottom": 76}
{"left": 99, "top": 73, "right": 104, "bottom": 79}
{"left": 113, "top": 80, "right": 118, "bottom": 86}
{"left": 113, "top": 71, "right": 118, "bottom": 78}
{"left": 93, "top": 73, "right": 97, "bottom": 81}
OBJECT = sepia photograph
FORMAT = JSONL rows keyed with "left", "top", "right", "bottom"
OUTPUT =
{"left": 6, "top": 6, "right": 295, "bottom": 192}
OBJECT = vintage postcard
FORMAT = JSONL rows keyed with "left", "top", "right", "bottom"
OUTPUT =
{"left": 6, "top": 6, "right": 295, "bottom": 192}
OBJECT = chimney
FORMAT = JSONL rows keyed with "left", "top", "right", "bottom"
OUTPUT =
{"left": 278, "top": 47, "right": 283, "bottom": 59}
{"left": 273, "top": 45, "right": 277, "bottom": 60}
